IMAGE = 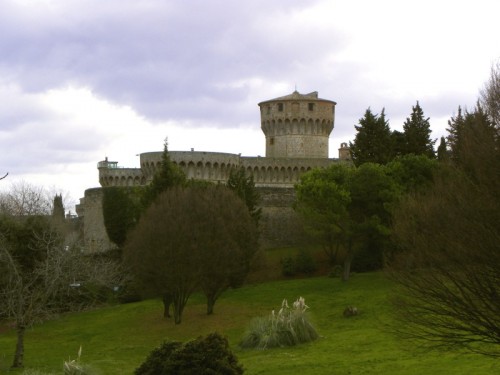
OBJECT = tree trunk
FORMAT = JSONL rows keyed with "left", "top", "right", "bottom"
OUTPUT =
{"left": 173, "top": 294, "right": 185, "bottom": 325}
{"left": 12, "top": 323, "right": 25, "bottom": 368}
{"left": 342, "top": 239, "right": 353, "bottom": 282}
{"left": 206, "top": 295, "right": 215, "bottom": 315}
{"left": 342, "top": 256, "right": 352, "bottom": 281}
{"left": 162, "top": 294, "right": 172, "bottom": 318}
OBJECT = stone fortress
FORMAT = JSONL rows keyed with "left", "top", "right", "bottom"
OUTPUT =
{"left": 76, "top": 91, "right": 351, "bottom": 252}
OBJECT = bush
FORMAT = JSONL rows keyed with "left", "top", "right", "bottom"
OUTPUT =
{"left": 240, "top": 297, "right": 319, "bottom": 349}
{"left": 135, "top": 341, "right": 181, "bottom": 375}
{"left": 282, "top": 250, "right": 317, "bottom": 277}
{"left": 328, "top": 265, "right": 343, "bottom": 278}
{"left": 135, "top": 333, "right": 243, "bottom": 375}
{"left": 281, "top": 256, "right": 295, "bottom": 276}
{"left": 294, "top": 249, "right": 317, "bottom": 275}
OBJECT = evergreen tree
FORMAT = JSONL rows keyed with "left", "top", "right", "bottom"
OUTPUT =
{"left": 437, "top": 136, "right": 448, "bottom": 161}
{"left": 402, "top": 101, "right": 435, "bottom": 158}
{"left": 447, "top": 103, "right": 495, "bottom": 166}
{"left": 446, "top": 106, "right": 466, "bottom": 163}
{"left": 52, "top": 194, "right": 65, "bottom": 221}
{"left": 102, "top": 187, "right": 142, "bottom": 248}
{"left": 349, "top": 108, "right": 393, "bottom": 166}
{"left": 391, "top": 130, "right": 406, "bottom": 158}
{"left": 226, "top": 166, "right": 261, "bottom": 224}
{"left": 141, "top": 138, "right": 186, "bottom": 209}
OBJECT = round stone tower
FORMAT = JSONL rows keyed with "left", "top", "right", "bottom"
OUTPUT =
{"left": 258, "top": 91, "right": 336, "bottom": 158}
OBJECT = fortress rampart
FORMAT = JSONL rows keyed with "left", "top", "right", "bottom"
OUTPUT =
{"left": 77, "top": 90, "right": 350, "bottom": 252}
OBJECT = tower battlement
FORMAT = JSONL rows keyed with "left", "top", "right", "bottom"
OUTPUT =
{"left": 258, "top": 91, "right": 336, "bottom": 158}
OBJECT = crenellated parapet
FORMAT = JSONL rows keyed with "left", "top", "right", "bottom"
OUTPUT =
{"left": 98, "top": 152, "right": 339, "bottom": 190}
{"left": 241, "top": 157, "right": 335, "bottom": 187}
{"left": 98, "top": 158, "right": 145, "bottom": 187}
{"left": 140, "top": 151, "right": 241, "bottom": 183}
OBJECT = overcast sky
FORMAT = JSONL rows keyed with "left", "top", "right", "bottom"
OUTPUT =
{"left": 1, "top": 0, "right": 499, "bottom": 212}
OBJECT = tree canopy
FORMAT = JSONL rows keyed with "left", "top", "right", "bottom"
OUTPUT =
{"left": 295, "top": 162, "right": 399, "bottom": 280}
{"left": 447, "top": 102, "right": 497, "bottom": 169}
{"left": 124, "top": 185, "right": 258, "bottom": 323}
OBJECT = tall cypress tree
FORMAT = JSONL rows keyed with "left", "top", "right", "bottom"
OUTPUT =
{"left": 141, "top": 138, "right": 186, "bottom": 209}
{"left": 446, "top": 106, "right": 465, "bottom": 163}
{"left": 226, "top": 166, "right": 261, "bottom": 224}
{"left": 391, "top": 130, "right": 406, "bottom": 159}
{"left": 447, "top": 103, "right": 495, "bottom": 165}
{"left": 52, "top": 194, "right": 65, "bottom": 221}
{"left": 402, "top": 101, "right": 435, "bottom": 158}
{"left": 349, "top": 108, "right": 393, "bottom": 166}
{"left": 437, "top": 136, "right": 448, "bottom": 161}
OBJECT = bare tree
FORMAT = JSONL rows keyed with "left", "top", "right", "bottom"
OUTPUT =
{"left": 0, "top": 182, "right": 125, "bottom": 368}
{"left": 0, "top": 181, "right": 52, "bottom": 216}
{"left": 480, "top": 60, "right": 500, "bottom": 128}
{"left": 0, "top": 220, "right": 125, "bottom": 368}
{"left": 0, "top": 172, "right": 7, "bottom": 180}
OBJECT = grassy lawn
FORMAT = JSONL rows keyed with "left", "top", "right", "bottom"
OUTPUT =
{"left": 0, "top": 272, "right": 498, "bottom": 374}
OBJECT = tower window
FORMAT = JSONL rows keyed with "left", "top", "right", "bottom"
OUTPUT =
{"left": 270, "top": 137, "right": 275, "bottom": 145}
{"left": 308, "top": 103, "right": 314, "bottom": 111}
{"left": 267, "top": 105, "right": 270, "bottom": 114}
{"left": 278, "top": 103, "right": 284, "bottom": 111}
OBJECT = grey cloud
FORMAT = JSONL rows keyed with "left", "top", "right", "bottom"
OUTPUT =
{"left": 0, "top": 0, "right": 339, "bottom": 126}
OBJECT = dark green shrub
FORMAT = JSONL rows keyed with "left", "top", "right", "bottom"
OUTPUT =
{"left": 135, "top": 333, "right": 243, "bottom": 375}
{"left": 116, "top": 279, "right": 143, "bottom": 304}
{"left": 135, "top": 341, "right": 182, "bottom": 375}
{"left": 328, "top": 264, "right": 343, "bottom": 278}
{"left": 294, "top": 249, "right": 317, "bottom": 275}
{"left": 281, "top": 256, "right": 295, "bottom": 276}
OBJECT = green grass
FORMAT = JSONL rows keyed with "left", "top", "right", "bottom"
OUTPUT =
{"left": 0, "top": 273, "right": 498, "bottom": 374}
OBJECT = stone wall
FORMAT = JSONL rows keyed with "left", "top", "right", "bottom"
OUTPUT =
{"left": 257, "top": 187, "right": 305, "bottom": 248}
{"left": 77, "top": 184, "right": 306, "bottom": 253}
{"left": 76, "top": 188, "right": 116, "bottom": 253}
